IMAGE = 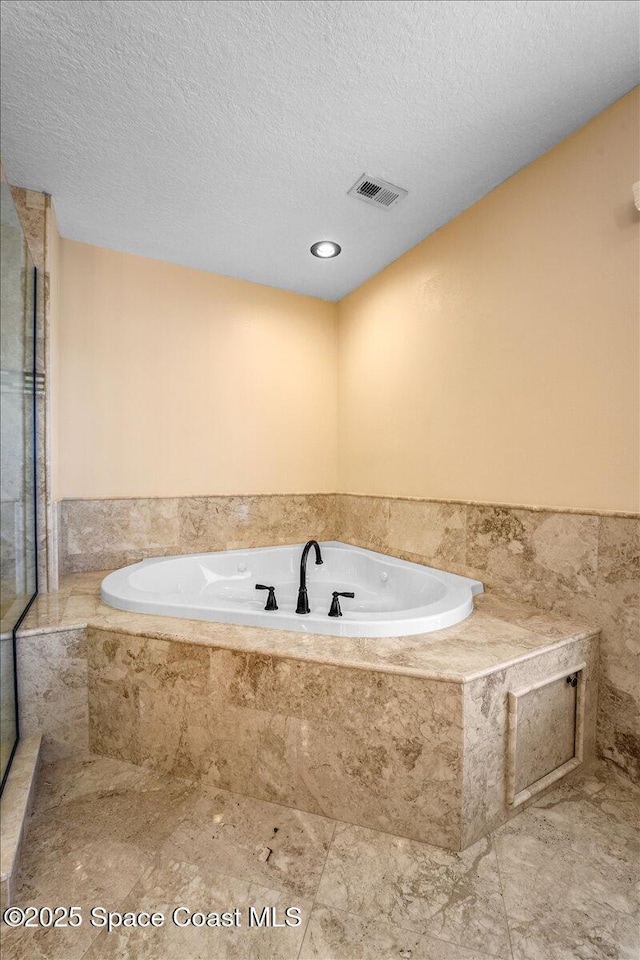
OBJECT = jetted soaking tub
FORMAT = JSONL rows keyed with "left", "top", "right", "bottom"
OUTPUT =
{"left": 101, "top": 541, "right": 483, "bottom": 637}
{"left": 93, "top": 542, "right": 597, "bottom": 852}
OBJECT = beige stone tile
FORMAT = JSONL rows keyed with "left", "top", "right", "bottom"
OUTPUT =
{"left": 138, "top": 686, "right": 214, "bottom": 782}
{"left": 387, "top": 499, "right": 467, "bottom": 569}
{"left": 210, "top": 648, "right": 460, "bottom": 727}
{"left": 142, "top": 644, "right": 464, "bottom": 843}
{"left": 86, "top": 622, "right": 598, "bottom": 852}
{"left": 65, "top": 569, "right": 113, "bottom": 595}
{"left": 369, "top": 613, "right": 583, "bottom": 683}
{"left": 59, "top": 493, "right": 335, "bottom": 573}
{"left": 0, "top": 735, "right": 41, "bottom": 913}
{"left": 160, "top": 783, "right": 335, "bottom": 899}
{"left": 594, "top": 516, "right": 640, "bottom": 781}
{"left": 513, "top": 673, "right": 577, "bottom": 794}
{"left": 462, "top": 636, "right": 599, "bottom": 847}
{"left": 88, "top": 677, "right": 140, "bottom": 763}
{"left": 534, "top": 758, "right": 640, "bottom": 826}
{"left": 300, "top": 904, "right": 501, "bottom": 959}
{"left": 87, "top": 627, "right": 169, "bottom": 681}
{"left": 466, "top": 505, "right": 599, "bottom": 606}
{"left": 493, "top": 761, "right": 640, "bottom": 960}
{"left": 597, "top": 516, "right": 640, "bottom": 586}
{"left": 178, "top": 495, "right": 276, "bottom": 553}
{"left": 176, "top": 493, "right": 336, "bottom": 555}
{"left": 3, "top": 754, "right": 637, "bottom": 960}
{"left": 88, "top": 629, "right": 211, "bottom": 766}
{"left": 89, "top": 629, "right": 212, "bottom": 779}
{"left": 529, "top": 511, "right": 599, "bottom": 603}
{"left": 85, "top": 589, "right": 593, "bottom": 686}
{"left": 34, "top": 757, "right": 195, "bottom": 864}
{"left": 597, "top": 677, "right": 640, "bottom": 783}
{"left": 475, "top": 591, "right": 598, "bottom": 640}
{"left": 31, "top": 754, "right": 153, "bottom": 818}
{"left": 11, "top": 815, "right": 155, "bottom": 924}
{"left": 544, "top": 518, "right": 640, "bottom": 783}
{"left": 18, "top": 592, "right": 73, "bottom": 634}
{"left": 16, "top": 630, "right": 88, "bottom": 762}
{"left": 0, "top": 913, "right": 97, "bottom": 960}
{"left": 0, "top": 736, "right": 42, "bottom": 853}
{"left": 129, "top": 633, "right": 210, "bottom": 696}
{"left": 44, "top": 767, "right": 195, "bottom": 855}
{"left": 294, "top": 712, "right": 461, "bottom": 848}
{"left": 316, "top": 823, "right": 512, "bottom": 958}
{"left": 337, "top": 495, "right": 390, "bottom": 552}
{"left": 137, "top": 666, "right": 300, "bottom": 808}
{"left": 90, "top": 632, "right": 465, "bottom": 846}
{"left": 239, "top": 712, "right": 303, "bottom": 809}
{"left": 60, "top": 595, "right": 100, "bottom": 623}
{"left": 82, "top": 854, "right": 311, "bottom": 960}
{"left": 60, "top": 497, "right": 182, "bottom": 573}
{"left": 201, "top": 703, "right": 303, "bottom": 809}
{"left": 262, "top": 493, "right": 336, "bottom": 546}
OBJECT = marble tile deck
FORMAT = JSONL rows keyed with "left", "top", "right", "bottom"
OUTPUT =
{"left": 19, "top": 570, "right": 598, "bottom": 683}
{"left": 1, "top": 754, "right": 637, "bottom": 960}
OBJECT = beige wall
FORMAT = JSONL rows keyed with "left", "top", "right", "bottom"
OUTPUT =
{"left": 58, "top": 242, "right": 337, "bottom": 498}
{"left": 56, "top": 90, "right": 639, "bottom": 511}
{"left": 338, "top": 89, "right": 640, "bottom": 513}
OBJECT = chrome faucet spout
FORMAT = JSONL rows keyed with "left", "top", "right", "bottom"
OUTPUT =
{"left": 296, "top": 540, "right": 323, "bottom": 614}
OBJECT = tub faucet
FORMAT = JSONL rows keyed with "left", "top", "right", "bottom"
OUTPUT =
{"left": 328, "top": 591, "right": 355, "bottom": 617}
{"left": 255, "top": 584, "right": 278, "bottom": 611}
{"left": 296, "top": 540, "right": 323, "bottom": 614}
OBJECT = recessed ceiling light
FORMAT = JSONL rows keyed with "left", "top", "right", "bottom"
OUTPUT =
{"left": 310, "top": 240, "right": 341, "bottom": 258}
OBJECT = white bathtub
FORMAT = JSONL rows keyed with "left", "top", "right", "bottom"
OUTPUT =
{"left": 101, "top": 541, "right": 483, "bottom": 638}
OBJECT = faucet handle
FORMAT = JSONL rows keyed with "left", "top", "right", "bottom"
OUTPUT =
{"left": 328, "top": 591, "right": 355, "bottom": 618}
{"left": 255, "top": 584, "right": 278, "bottom": 611}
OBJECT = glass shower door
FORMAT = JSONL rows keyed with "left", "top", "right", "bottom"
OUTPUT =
{"left": 0, "top": 181, "right": 37, "bottom": 789}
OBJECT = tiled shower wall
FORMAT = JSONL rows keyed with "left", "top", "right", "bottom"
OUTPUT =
{"left": 58, "top": 492, "right": 639, "bottom": 782}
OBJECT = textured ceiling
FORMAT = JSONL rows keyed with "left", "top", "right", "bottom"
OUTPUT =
{"left": 1, "top": 0, "right": 638, "bottom": 300}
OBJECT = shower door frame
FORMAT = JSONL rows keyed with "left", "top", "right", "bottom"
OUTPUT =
{"left": 0, "top": 264, "right": 39, "bottom": 795}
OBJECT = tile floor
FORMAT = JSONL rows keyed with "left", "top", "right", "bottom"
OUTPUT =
{"left": 0, "top": 755, "right": 638, "bottom": 960}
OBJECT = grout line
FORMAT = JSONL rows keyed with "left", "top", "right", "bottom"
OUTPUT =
{"left": 491, "top": 833, "right": 515, "bottom": 960}
{"left": 306, "top": 900, "right": 508, "bottom": 960}
{"left": 56, "top": 492, "right": 640, "bottom": 520}
{"left": 337, "top": 492, "right": 639, "bottom": 520}
{"left": 78, "top": 851, "right": 165, "bottom": 960}
{"left": 295, "top": 818, "right": 338, "bottom": 960}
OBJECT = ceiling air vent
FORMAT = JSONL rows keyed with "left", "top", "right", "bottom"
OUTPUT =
{"left": 348, "top": 173, "right": 407, "bottom": 210}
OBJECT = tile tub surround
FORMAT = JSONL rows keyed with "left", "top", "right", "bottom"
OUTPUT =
{"left": 57, "top": 492, "right": 637, "bottom": 782}
{"left": 58, "top": 493, "right": 337, "bottom": 574}
{"left": 87, "top": 631, "right": 465, "bottom": 849}
{"left": 17, "top": 570, "right": 599, "bottom": 852}
{"left": 86, "top": 625, "right": 597, "bottom": 852}
{"left": 16, "top": 628, "right": 88, "bottom": 763}
{"left": 337, "top": 494, "right": 640, "bottom": 784}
